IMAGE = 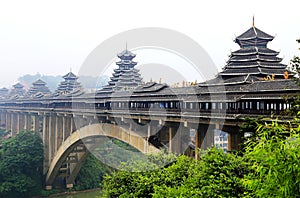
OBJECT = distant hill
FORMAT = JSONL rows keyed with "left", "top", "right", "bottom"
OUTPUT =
{"left": 18, "top": 73, "right": 109, "bottom": 92}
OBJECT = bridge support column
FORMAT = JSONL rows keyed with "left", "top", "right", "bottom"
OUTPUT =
{"left": 227, "top": 126, "right": 242, "bottom": 151}
{"left": 48, "top": 114, "right": 56, "bottom": 163}
{"left": 33, "top": 115, "right": 39, "bottom": 133}
{"left": 18, "top": 113, "right": 25, "bottom": 133}
{"left": 198, "top": 124, "right": 214, "bottom": 150}
{"left": 70, "top": 116, "right": 76, "bottom": 133}
{"left": 168, "top": 127, "right": 173, "bottom": 152}
{"left": 195, "top": 128, "right": 199, "bottom": 160}
{"left": 55, "top": 116, "right": 63, "bottom": 151}
{"left": 6, "top": 112, "right": 11, "bottom": 132}
{"left": 63, "top": 116, "right": 72, "bottom": 141}
{"left": 24, "top": 113, "right": 32, "bottom": 131}
{"left": 11, "top": 113, "right": 18, "bottom": 135}
{"left": 43, "top": 114, "right": 50, "bottom": 174}
{"left": 0, "top": 111, "right": 6, "bottom": 128}
{"left": 168, "top": 124, "right": 190, "bottom": 154}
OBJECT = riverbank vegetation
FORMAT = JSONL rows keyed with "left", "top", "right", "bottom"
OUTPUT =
{"left": 102, "top": 116, "right": 300, "bottom": 198}
{"left": 0, "top": 131, "right": 44, "bottom": 198}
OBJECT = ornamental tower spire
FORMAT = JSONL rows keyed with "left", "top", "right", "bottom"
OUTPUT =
{"left": 218, "top": 23, "right": 294, "bottom": 81}
{"left": 103, "top": 48, "right": 142, "bottom": 91}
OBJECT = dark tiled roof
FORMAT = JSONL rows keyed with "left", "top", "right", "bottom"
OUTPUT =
{"left": 236, "top": 26, "right": 274, "bottom": 41}
{"left": 105, "top": 49, "right": 142, "bottom": 91}
{"left": 28, "top": 79, "right": 51, "bottom": 96}
{"left": 63, "top": 72, "right": 78, "bottom": 79}
{"left": 232, "top": 48, "right": 279, "bottom": 56}
{"left": 32, "top": 79, "right": 47, "bottom": 85}
{"left": 229, "top": 55, "right": 282, "bottom": 62}
{"left": 226, "top": 62, "right": 286, "bottom": 69}
{"left": 55, "top": 72, "right": 83, "bottom": 95}
{"left": 117, "top": 49, "right": 136, "bottom": 59}
{"left": 13, "top": 83, "right": 24, "bottom": 89}
{"left": 219, "top": 26, "right": 292, "bottom": 81}
{"left": 10, "top": 83, "right": 26, "bottom": 96}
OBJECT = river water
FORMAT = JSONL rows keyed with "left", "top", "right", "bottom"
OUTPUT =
{"left": 51, "top": 189, "right": 102, "bottom": 198}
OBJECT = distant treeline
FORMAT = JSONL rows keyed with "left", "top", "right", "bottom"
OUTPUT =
{"left": 18, "top": 73, "right": 109, "bottom": 91}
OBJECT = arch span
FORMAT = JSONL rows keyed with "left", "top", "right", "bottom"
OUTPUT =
{"left": 45, "top": 123, "right": 160, "bottom": 188}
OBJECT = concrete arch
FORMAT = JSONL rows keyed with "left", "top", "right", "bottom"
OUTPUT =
{"left": 45, "top": 123, "right": 160, "bottom": 188}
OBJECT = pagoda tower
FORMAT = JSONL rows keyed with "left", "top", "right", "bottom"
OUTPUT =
{"left": 9, "top": 83, "right": 26, "bottom": 96}
{"left": 55, "top": 72, "right": 83, "bottom": 95}
{"left": 104, "top": 49, "right": 142, "bottom": 91}
{"left": 27, "top": 79, "right": 51, "bottom": 96}
{"left": 218, "top": 22, "right": 293, "bottom": 81}
{"left": 0, "top": 87, "right": 8, "bottom": 97}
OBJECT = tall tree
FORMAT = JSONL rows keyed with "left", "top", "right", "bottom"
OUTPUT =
{"left": 0, "top": 131, "right": 44, "bottom": 198}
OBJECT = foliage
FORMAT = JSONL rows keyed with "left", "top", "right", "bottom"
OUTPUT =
{"left": 153, "top": 148, "right": 250, "bottom": 198}
{"left": 290, "top": 39, "right": 300, "bottom": 81}
{"left": 75, "top": 155, "right": 111, "bottom": 190}
{"left": 103, "top": 149, "right": 250, "bottom": 198}
{"left": 0, "top": 128, "right": 10, "bottom": 144}
{"left": 287, "top": 39, "right": 300, "bottom": 116}
{"left": 242, "top": 117, "right": 300, "bottom": 197}
{"left": 102, "top": 152, "right": 178, "bottom": 198}
{"left": 0, "top": 131, "right": 44, "bottom": 198}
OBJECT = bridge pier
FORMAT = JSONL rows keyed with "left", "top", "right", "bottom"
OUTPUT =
{"left": 0, "top": 111, "right": 6, "bottom": 128}
{"left": 55, "top": 115, "right": 63, "bottom": 152}
{"left": 33, "top": 114, "right": 40, "bottom": 133}
{"left": 11, "top": 113, "right": 18, "bottom": 135}
{"left": 49, "top": 114, "right": 56, "bottom": 163}
{"left": 224, "top": 126, "right": 242, "bottom": 151}
{"left": 43, "top": 114, "right": 50, "bottom": 174}
{"left": 6, "top": 112, "right": 11, "bottom": 132}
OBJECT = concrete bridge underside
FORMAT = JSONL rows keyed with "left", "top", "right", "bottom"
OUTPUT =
{"left": 0, "top": 110, "right": 242, "bottom": 189}
{"left": 45, "top": 123, "right": 160, "bottom": 189}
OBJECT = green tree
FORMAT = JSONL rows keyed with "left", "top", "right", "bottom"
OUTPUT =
{"left": 153, "top": 148, "right": 249, "bottom": 198}
{"left": 0, "top": 128, "right": 10, "bottom": 144}
{"left": 75, "top": 155, "right": 111, "bottom": 190}
{"left": 287, "top": 39, "right": 300, "bottom": 116}
{"left": 103, "top": 149, "right": 249, "bottom": 198}
{"left": 242, "top": 118, "right": 300, "bottom": 197}
{"left": 102, "top": 152, "right": 177, "bottom": 198}
{"left": 0, "top": 131, "right": 43, "bottom": 198}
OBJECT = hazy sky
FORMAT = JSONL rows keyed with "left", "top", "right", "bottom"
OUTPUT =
{"left": 0, "top": 0, "right": 299, "bottom": 88}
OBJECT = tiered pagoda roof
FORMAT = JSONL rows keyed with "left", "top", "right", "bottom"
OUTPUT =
{"left": 9, "top": 83, "right": 26, "bottom": 96}
{"left": 103, "top": 49, "right": 142, "bottom": 91}
{"left": 218, "top": 24, "right": 293, "bottom": 81}
{"left": 27, "top": 79, "right": 51, "bottom": 96}
{"left": 0, "top": 87, "right": 8, "bottom": 97}
{"left": 55, "top": 72, "right": 83, "bottom": 95}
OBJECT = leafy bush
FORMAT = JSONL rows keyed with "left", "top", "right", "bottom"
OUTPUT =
{"left": 242, "top": 118, "right": 300, "bottom": 197}
{"left": 0, "top": 131, "right": 43, "bottom": 198}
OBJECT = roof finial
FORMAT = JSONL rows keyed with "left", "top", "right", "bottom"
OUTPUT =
{"left": 126, "top": 42, "right": 128, "bottom": 51}
{"left": 252, "top": 15, "right": 255, "bottom": 27}
{"left": 70, "top": 67, "right": 72, "bottom": 73}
